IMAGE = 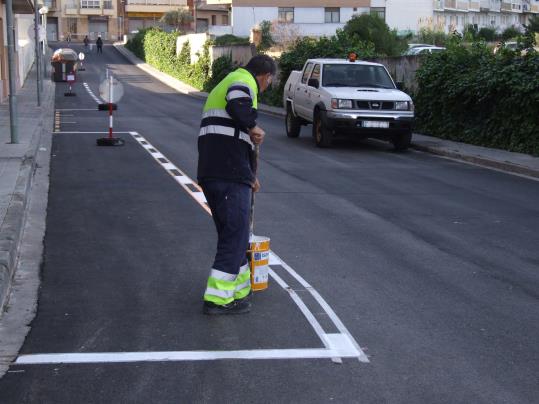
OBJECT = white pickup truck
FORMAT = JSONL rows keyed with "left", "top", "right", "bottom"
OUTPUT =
{"left": 283, "top": 58, "right": 414, "bottom": 149}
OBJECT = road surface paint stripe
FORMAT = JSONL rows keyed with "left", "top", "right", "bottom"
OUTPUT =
{"left": 16, "top": 131, "right": 367, "bottom": 365}
{"left": 126, "top": 132, "right": 368, "bottom": 363}
{"left": 15, "top": 345, "right": 360, "bottom": 365}
{"left": 52, "top": 131, "right": 131, "bottom": 134}
{"left": 83, "top": 82, "right": 103, "bottom": 104}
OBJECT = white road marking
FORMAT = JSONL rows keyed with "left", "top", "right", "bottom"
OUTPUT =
{"left": 83, "top": 82, "right": 104, "bottom": 104}
{"left": 16, "top": 346, "right": 361, "bottom": 365}
{"left": 52, "top": 131, "right": 131, "bottom": 134}
{"left": 16, "top": 131, "right": 369, "bottom": 365}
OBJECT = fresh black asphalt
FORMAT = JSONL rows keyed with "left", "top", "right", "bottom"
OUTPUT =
{"left": 0, "top": 43, "right": 538, "bottom": 403}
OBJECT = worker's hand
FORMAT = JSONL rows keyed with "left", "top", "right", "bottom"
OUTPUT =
{"left": 249, "top": 126, "right": 265, "bottom": 145}
{"left": 252, "top": 178, "right": 261, "bottom": 193}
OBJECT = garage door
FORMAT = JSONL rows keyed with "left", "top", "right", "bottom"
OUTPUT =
{"left": 89, "top": 18, "right": 108, "bottom": 40}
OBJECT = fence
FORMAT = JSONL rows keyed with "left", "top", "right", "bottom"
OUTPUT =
{"left": 368, "top": 55, "right": 422, "bottom": 92}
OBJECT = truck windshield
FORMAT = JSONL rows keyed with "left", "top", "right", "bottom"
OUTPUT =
{"left": 322, "top": 64, "right": 395, "bottom": 89}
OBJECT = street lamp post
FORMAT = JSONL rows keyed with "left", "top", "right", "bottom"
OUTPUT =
{"left": 5, "top": 0, "right": 18, "bottom": 143}
{"left": 39, "top": 5, "right": 49, "bottom": 87}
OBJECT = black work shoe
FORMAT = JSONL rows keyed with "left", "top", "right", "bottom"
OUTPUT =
{"left": 234, "top": 291, "right": 253, "bottom": 304}
{"left": 203, "top": 299, "right": 251, "bottom": 315}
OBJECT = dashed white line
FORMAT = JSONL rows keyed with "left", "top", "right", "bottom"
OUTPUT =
{"left": 83, "top": 82, "right": 103, "bottom": 104}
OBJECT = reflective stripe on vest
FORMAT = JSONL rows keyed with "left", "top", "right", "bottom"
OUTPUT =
{"left": 200, "top": 68, "right": 258, "bottom": 150}
{"left": 199, "top": 109, "right": 254, "bottom": 148}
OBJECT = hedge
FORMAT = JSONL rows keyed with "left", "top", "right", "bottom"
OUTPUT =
{"left": 415, "top": 40, "right": 539, "bottom": 156}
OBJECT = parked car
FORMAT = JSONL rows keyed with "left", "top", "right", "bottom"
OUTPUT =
{"left": 283, "top": 57, "right": 414, "bottom": 150}
{"left": 404, "top": 46, "right": 446, "bottom": 56}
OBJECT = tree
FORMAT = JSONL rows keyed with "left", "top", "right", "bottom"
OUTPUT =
{"left": 343, "top": 14, "right": 407, "bottom": 56}
{"left": 257, "top": 20, "right": 275, "bottom": 52}
{"left": 160, "top": 8, "right": 193, "bottom": 32}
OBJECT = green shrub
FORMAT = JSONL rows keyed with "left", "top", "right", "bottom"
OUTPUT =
{"left": 125, "top": 28, "right": 150, "bottom": 59}
{"left": 477, "top": 27, "right": 498, "bottom": 42}
{"left": 502, "top": 26, "right": 522, "bottom": 41}
{"left": 203, "top": 54, "right": 235, "bottom": 92}
{"left": 415, "top": 39, "right": 539, "bottom": 156}
{"left": 418, "top": 28, "right": 450, "bottom": 46}
{"left": 343, "top": 14, "right": 407, "bottom": 56}
{"left": 257, "top": 20, "right": 275, "bottom": 52}
{"left": 213, "top": 34, "right": 250, "bottom": 46}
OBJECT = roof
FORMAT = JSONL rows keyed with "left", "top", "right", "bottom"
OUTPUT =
{"left": 306, "top": 58, "right": 383, "bottom": 67}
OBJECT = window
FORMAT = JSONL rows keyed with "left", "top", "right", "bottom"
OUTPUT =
{"left": 211, "top": 15, "right": 216, "bottom": 25}
{"left": 370, "top": 7, "right": 386, "bottom": 20}
{"left": 325, "top": 8, "right": 340, "bottom": 23}
{"left": 278, "top": 7, "right": 294, "bottom": 23}
{"left": 301, "top": 63, "right": 314, "bottom": 84}
{"left": 81, "top": 0, "right": 100, "bottom": 8}
{"left": 309, "top": 64, "right": 321, "bottom": 86}
{"left": 222, "top": 15, "right": 229, "bottom": 25}
{"left": 322, "top": 64, "right": 394, "bottom": 89}
{"left": 67, "top": 17, "right": 77, "bottom": 34}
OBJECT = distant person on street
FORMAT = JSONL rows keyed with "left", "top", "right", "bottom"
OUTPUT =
{"left": 96, "top": 36, "right": 103, "bottom": 54}
{"left": 83, "top": 35, "right": 90, "bottom": 51}
{"left": 198, "top": 55, "right": 276, "bottom": 315}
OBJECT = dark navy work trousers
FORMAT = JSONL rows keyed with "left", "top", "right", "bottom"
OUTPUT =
{"left": 201, "top": 181, "right": 251, "bottom": 275}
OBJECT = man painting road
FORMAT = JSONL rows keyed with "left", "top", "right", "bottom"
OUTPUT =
{"left": 197, "top": 55, "right": 276, "bottom": 315}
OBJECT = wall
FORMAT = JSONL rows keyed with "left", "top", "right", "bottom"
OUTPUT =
{"left": 176, "top": 32, "right": 210, "bottom": 63}
{"left": 210, "top": 44, "right": 255, "bottom": 66}
{"left": 232, "top": 6, "right": 277, "bottom": 36}
{"left": 369, "top": 55, "right": 421, "bottom": 92}
{"left": 16, "top": 14, "right": 35, "bottom": 86}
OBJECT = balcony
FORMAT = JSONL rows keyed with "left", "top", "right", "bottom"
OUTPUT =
{"left": 457, "top": 1, "right": 469, "bottom": 10}
{"left": 65, "top": 1, "right": 79, "bottom": 14}
{"left": 125, "top": 0, "right": 188, "bottom": 13}
{"left": 469, "top": 1, "right": 481, "bottom": 10}
{"left": 434, "top": 0, "right": 444, "bottom": 10}
{"left": 445, "top": 0, "right": 457, "bottom": 8}
{"left": 480, "top": 0, "right": 502, "bottom": 11}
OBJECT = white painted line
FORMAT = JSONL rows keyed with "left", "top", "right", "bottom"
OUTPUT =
{"left": 270, "top": 251, "right": 369, "bottom": 363}
{"left": 129, "top": 132, "right": 211, "bottom": 214}
{"left": 55, "top": 108, "right": 101, "bottom": 111}
{"left": 52, "top": 131, "right": 131, "bottom": 134}
{"left": 15, "top": 347, "right": 361, "bottom": 365}
{"left": 83, "top": 82, "right": 104, "bottom": 104}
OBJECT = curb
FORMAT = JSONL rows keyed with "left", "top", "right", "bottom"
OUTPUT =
{"left": 113, "top": 44, "right": 538, "bottom": 179}
{"left": 411, "top": 142, "right": 539, "bottom": 179}
{"left": 0, "top": 77, "right": 56, "bottom": 315}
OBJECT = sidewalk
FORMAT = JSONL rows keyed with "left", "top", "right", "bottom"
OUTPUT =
{"left": 0, "top": 63, "right": 55, "bottom": 313}
{"left": 114, "top": 43, "right": 539, "bottom": 180}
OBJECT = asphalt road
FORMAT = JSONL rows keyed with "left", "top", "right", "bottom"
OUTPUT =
{"left": 0, "top": 43, "right": 538, "bottom": 403}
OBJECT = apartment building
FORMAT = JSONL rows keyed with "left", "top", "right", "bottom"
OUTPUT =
{"left": 206, "top": 0, "right": 371, "bottom": 37}
{"left": 42, "top": 0, "right": 121, "bottom": 41}
{"left": 383, "top": 0, "right": 539, "bottom": 34}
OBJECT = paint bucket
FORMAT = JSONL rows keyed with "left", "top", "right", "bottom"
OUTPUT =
{"left": 248, "top": 235, "right": 270, "bottom": 291}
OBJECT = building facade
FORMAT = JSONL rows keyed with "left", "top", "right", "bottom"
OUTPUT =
{"left": 206, "top": 0, "right": 539, "bottom": 39}
{"left": 1, "top": 0, "right": 36, "bottom": 101}
{"left": 383, "top": 0, "right": 539, "bottom": 35}
{"left": 42, "top": 0, "right": 121, "bottom": 41}
{"left": 206, "top": 0, "right": 371, "bottom": 37}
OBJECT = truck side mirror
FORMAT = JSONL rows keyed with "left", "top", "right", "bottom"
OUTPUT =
{"left": 308, "top": 78, "right": 319, "bottom": 88}
{"left": 396, "top": 82, "right": 404, "bottom": 90}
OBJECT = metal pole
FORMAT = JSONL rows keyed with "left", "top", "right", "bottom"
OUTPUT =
{"left": 34, "top": 4, "right": 41, "bottom": 107}
{"left": 5, "top": 0, "right": 18, "bottom": 143}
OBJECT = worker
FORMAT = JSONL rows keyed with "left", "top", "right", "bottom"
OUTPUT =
{"left": 198, "top": 54, "right": 276, "bottom": 315}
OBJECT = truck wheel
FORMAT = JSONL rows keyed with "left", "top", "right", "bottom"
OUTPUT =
{"left": 392, "top": 131, "right": 412, "bottom": 151}
{"left": 313, "top": 111, "right": 333, "bottom": 148}
{"left": 286, "top": 105, "right": 301, "bottom": 138}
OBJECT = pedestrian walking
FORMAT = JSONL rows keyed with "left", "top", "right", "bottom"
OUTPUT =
{"left": 83, "top": 35, "right": 90, "bottom": 52}
{"left": 198, "top": 55, "right": 276, "bottom": 315}
{"left": 96, "top": 36, "right": 103, "bottom": 54}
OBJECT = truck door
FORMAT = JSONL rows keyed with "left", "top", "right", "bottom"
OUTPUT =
{"left": 294, "top": 63, "right": 314, "bottom": 119}
{"left": 305, "top": 64, "right": 322, "bottom": 121}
